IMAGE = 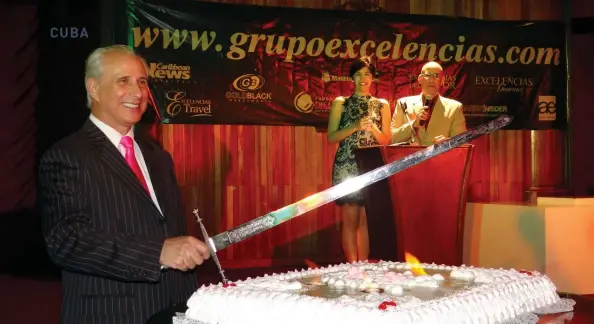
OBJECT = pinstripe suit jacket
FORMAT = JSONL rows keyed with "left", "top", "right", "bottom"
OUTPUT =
{"left": 38, "top": 119, "right": 197, "bottom": 324}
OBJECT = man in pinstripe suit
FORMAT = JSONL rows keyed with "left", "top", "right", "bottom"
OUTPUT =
{"left": 38, "top": 45, "right": 210, "bottom": 324}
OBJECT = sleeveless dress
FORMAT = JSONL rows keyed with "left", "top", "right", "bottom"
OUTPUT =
{"left": 332, "top": 94, "right": 383, "bottom": 206}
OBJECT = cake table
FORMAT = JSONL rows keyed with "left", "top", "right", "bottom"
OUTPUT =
{"left": 149, "top": 261, "right": 588, "bottom": 324}
{"left": 147, "top": 294, "right": 593, "bottom": 324}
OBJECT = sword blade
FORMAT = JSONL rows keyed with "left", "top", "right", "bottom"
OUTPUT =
{"left": 208, "top": 115, "right": 512, "bottom": 252}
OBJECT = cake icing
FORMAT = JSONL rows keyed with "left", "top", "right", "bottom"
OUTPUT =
{"left": 183, "top": 261, "right": 561, "bottom": 324}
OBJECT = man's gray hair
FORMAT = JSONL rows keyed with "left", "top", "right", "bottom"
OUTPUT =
{"left": 84, "top": 45, "right": 148, "bottom": 108}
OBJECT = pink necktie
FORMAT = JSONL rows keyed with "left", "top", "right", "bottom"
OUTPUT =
{"left": 120, "top": 136, "right": 150, "bottom": 194}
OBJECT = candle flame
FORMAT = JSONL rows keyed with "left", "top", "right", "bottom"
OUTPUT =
{"left": 304, "top": 259, "right": 321, "bottom": 284}
{"left": 304, "top": 259, "right": 319, "bottom": 269}
{"left": 405, "top": 252, "right": 427, "bottom": 276}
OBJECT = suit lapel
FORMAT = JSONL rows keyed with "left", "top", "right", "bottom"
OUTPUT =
{"left": 409, "top": 95, "right": 427, "bottom": 143}
{"left": 84, "top": 120, "right": 164, "bottom": 219}
{"left": 413, "top": 94, "right": 424, "bottom": 114}
{"left": 136, "top": 138, "right": 169, "bottom": 219}
{"left": 418, "top": 95, "right": 438, "bottom": 143}
{"left": 423, "top": 96, "right": 446, "bottom": 143}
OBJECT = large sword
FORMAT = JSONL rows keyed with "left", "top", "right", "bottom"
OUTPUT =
{"left": 193, "top": 115, "right": 513, "bottom": 280}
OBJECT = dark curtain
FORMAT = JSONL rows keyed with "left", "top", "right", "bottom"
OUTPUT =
{"left": 0, "top": 0, "right": 102, "bottom": 274}
{"left": 0, "top": 3, "right": 44, "bottom": 273}
{"left": 0, "top": 4, "right": 38, "bottom": 214}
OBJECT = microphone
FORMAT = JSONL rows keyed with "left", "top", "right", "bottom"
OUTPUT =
{"left": 420, "top": 95, "right": 433, "bottom": 127}
{"left": 359, "top": 101, "right": 369, "bottom": 119}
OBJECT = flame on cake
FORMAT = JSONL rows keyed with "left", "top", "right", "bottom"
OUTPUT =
{"left": 304, "top": 259, "right": 319, "bottom": 269}
{"left": 304, "top": 259, "right": 321, "bottom": 284}
{"left": 405, "top": 252, "right": 427, "bottom": 276}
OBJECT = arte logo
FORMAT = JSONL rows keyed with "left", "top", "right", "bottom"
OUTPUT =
{"left": 538, "top": 95, "right": 556, "bottom": 121}
{"left": 165, "top": 90, "right": 211, "bottom": 118}
{"left": 149, "top": 63, "right": 191, "bottom": 81}
{"left": 50, "top": 27, "right": 88, "bottom": 39}
{"left": 226, "top": 74, "right": 271, "bottom": 103}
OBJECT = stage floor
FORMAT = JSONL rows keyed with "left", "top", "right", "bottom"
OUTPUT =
{"left": 0, "top": 263, "right": 312, "bottom": 324}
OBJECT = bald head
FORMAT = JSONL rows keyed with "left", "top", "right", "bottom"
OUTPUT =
{"left": 418, "top": 61, "right": 444, "bottom": 97}
{"left": 421, "top": 61, "right": 443, "bottom": 73}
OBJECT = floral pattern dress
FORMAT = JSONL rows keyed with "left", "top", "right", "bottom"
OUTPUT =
{"left": 332, "top": 94, "right": 383, "bottom": 206}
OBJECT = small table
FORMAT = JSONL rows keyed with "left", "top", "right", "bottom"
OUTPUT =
{"left": 147, "top": 294, "right": 594, "bottom": 324}
{"left": 147, "top": 303, "right": 186, "bottom": 324}
{"left": 538, "top": 294, "right": 594, "bottom": 323}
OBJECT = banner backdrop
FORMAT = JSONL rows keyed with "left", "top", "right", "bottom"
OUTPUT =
{"left": 126, "top": 0, "right": 566, "bottom": 130}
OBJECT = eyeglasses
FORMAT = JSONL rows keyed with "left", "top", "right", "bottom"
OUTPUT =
{"left": 420, "top": 73, "right": 441, "bottom": 79}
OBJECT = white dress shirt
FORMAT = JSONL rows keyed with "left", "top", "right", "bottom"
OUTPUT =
{"left": 89, "top": 114, "right": 163, "bottom": 215}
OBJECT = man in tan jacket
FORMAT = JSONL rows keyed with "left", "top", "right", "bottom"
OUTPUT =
{"left": 390, "top": 61, "right": 467, "bottom": 146}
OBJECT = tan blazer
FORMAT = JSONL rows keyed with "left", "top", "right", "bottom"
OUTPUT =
{"left": 390, "top": 94, "right": 467, "bottom": 146}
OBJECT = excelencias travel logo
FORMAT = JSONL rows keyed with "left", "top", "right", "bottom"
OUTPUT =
{"left": 165, "top": 90, "right": 211, "bottom": 118}
{"left": 148, "top": 63, "right": 191, "bottom": 80}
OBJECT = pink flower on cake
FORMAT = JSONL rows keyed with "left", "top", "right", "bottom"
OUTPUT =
{"left": 384, "top": 271, "right": 406, "bottom": 282}
{"left": 222, "top": 283, "right": 237, "bottom": 288}
{"left": 519, "top": 269, "right": 533, "bottom": 276}
{"left": 345, "top": 266, "right": 366, "bottom": 279}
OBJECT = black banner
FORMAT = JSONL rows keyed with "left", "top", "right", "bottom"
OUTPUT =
{"left": 126, "top": 0, "right": 566, "bottom": 130}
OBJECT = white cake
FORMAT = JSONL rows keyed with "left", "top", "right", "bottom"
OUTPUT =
{"left": 182, "top": 260, "right": 565, "bottom": 324}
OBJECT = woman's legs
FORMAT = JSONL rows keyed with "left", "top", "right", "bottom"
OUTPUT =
{"left": 357, "top": 207, "right": 369, "bottom": 261}
{"left": 341, "top": 203, "right": 360, "bottom": 262}
{"left": 341, "top": 203, "right": 369, "bottom": 262}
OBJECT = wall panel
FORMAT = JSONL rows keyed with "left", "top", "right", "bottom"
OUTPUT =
{"left": 161, "top": 0, "right": 565, "bottom": 267}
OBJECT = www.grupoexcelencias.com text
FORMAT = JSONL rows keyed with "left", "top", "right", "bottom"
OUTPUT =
{"left": 132, "top": 28, "right": 561, "bottom": 65}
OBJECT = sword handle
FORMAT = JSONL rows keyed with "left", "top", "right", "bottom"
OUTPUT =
{"left": 193, "top": 209, "right": 229, "bottom": 284}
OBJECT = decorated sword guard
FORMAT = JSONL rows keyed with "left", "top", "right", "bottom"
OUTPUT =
{"left": 193, "top": 208, "right": 229, "bottom": 284}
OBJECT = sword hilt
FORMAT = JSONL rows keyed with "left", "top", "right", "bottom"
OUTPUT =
{"left": 193, "top": 208, "right": 229, "bottom": 284}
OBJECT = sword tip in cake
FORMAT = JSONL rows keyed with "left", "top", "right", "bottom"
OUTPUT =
{"left": 181, "top": 260, "right": 567, "bottom": 324}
